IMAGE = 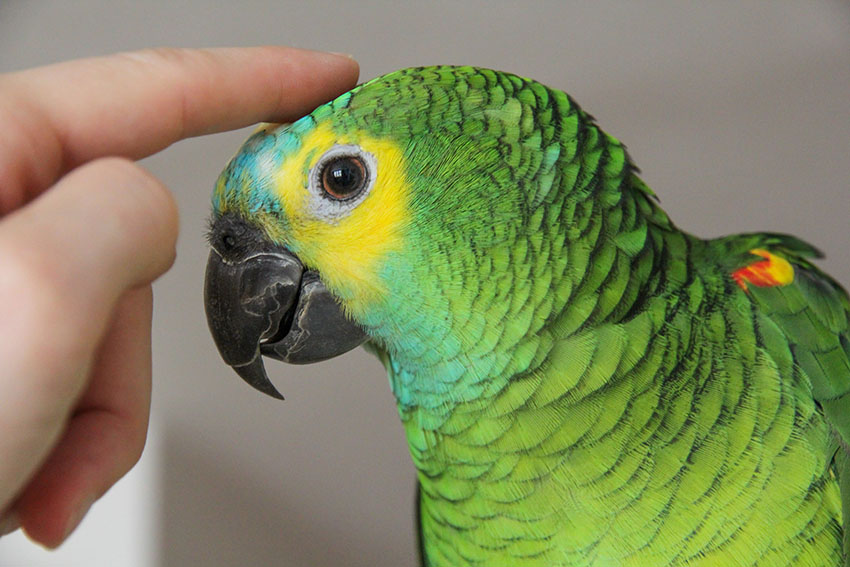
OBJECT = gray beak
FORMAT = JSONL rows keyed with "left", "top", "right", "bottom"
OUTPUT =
{"left": 204, "top": 213, "right": 368, "bottom": 399}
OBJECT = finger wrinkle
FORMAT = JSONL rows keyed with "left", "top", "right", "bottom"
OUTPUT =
{"left": 111, "top": 48, "right": 200, "bottom": 142}
{"left": 63, "top": 54, "right": 185, "bottom": 163}
{"left": 15, "top": 52, "right": 182, "bottom": 169}
{"left": 114, "top": 47, "right": 245, "bottom": 141}
{"left": 0, "top": 86, "right": 64, "bottom": 211}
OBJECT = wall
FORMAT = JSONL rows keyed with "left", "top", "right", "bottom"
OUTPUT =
{"left": 1, "top": 2, "right": 848, "bottom": 566}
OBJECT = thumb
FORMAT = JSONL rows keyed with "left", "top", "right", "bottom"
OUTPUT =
{"left": 0, "top": 157, "right": 178, "bottom": 515}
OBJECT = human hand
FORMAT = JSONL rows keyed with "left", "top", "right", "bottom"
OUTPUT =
{"left": 0, "top": 46, "right": 359, "bottom": 548}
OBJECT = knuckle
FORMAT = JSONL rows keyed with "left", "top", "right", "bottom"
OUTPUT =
{"left": 0, "top": 85, "right": 62, "bottom": 212}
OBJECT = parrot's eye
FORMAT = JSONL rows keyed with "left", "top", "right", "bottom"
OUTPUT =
{"left": 320, "top": 156, "right": 367, "bottom": 200}
{"left": 308, "top": 145, "right": 377, "bottom": 221}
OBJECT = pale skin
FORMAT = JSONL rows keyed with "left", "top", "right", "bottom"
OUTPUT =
{"left": 0, "top": 46, "right": 359, "bottom": 548}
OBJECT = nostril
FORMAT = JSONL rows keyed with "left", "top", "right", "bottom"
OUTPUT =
{"left": 221, "top": 232, "right": 237, "bottom": 252}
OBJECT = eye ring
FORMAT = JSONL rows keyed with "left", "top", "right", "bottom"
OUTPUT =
{"left": 320, "top": 155, "right": 368, "bottom": 200}
{"left": 308, "top": 145, "right": 377, "bottom": 222}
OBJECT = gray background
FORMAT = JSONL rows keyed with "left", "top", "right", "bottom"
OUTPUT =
{"left": 1, "top": 2, "right": 849, "bottom": 566}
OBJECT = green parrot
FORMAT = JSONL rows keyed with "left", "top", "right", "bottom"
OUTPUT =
{"left": 203, "top": 66, "right": 850, "bottom": 566}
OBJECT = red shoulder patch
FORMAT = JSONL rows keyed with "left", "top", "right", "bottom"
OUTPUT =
{"left": 732, "top": 249, "right": 795, "bottom": 291}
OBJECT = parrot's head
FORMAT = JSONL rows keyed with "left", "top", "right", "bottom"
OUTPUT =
{"left": 205, "top": 66, "right": 582, "bottom": 400}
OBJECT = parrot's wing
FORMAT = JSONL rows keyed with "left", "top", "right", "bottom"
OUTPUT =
{"left": 738, "top": 240, "right": 850, "bottom": 560}
{"left": 746, "top": 260, "right": 850, "bottom": 444}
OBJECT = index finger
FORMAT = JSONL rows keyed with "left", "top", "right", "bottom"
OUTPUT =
{"left": 0, "top": 46, "right": 359, "bottom": 210}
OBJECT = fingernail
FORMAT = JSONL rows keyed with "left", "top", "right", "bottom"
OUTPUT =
{"left": 329, "top": 51, "right": 356, "bottom": 60}
{"left": 62, "top": 498, "right": 94, "bottom": 541}
{"left": 0, "top": 511, "right": 20, "bottom": 536}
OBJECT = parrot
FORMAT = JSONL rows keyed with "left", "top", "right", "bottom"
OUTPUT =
{"left": 203, "top": 66, "right": 850, "bottom": 567}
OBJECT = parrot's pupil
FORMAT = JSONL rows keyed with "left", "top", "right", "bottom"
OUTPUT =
{"left": 322, "top": 157, "right": 365, "bottom": 199}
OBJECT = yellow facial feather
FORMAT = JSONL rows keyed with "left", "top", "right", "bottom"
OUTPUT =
{"left": 271, "top": 123, "right": 410, "bottom": 314}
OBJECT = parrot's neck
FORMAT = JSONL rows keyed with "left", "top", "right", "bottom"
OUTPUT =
{"left": 369, "top": 173, "right": 681, "bottom": 416}
{"left": 364, "top": 176, "right": 700, "bottom": 565}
